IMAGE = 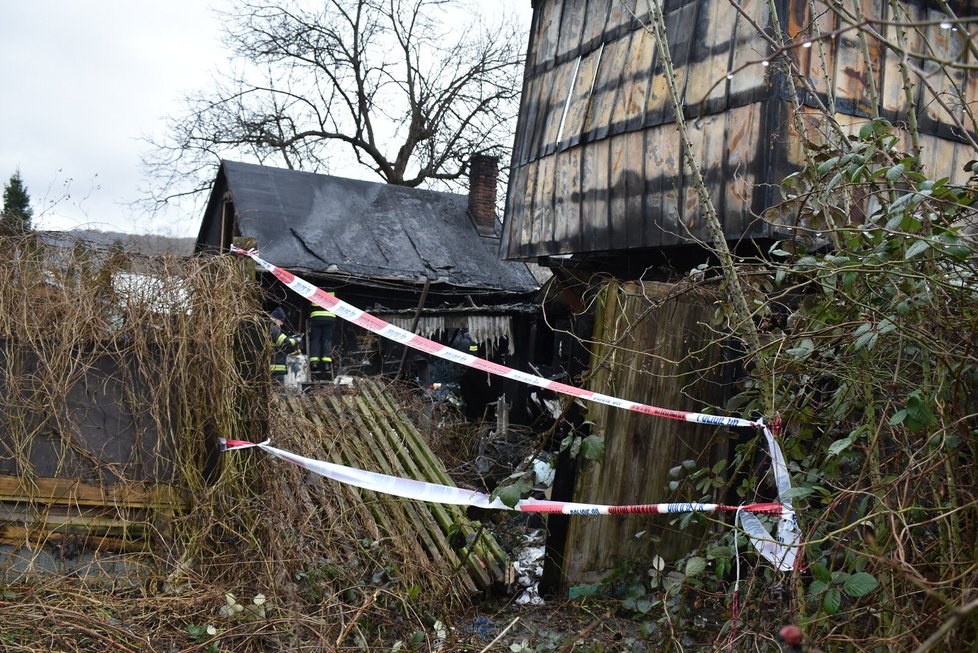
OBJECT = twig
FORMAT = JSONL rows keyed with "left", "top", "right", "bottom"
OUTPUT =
{"left": 554, "top": 611, "right": 611, "bottom": 653}
{"left": 334, "top": 589, "right": 379, "bottom": 648}
{"left": 912, "top": 597, "right": 978, "bottom": 653}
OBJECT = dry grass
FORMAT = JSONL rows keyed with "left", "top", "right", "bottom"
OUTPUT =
{"left": 0, "top": 234, "right": 489, "bottom": 651}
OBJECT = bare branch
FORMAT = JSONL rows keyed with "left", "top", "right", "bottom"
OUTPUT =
{"left": 142, "top": 0, "right": 525, "bottom": 210}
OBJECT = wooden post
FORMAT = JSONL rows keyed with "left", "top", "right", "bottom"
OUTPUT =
{"left": 557, "top": 280, "right": 733, "bottom": 585}
{"left": 396, "top": 277, "right": 432, "bottom": 379}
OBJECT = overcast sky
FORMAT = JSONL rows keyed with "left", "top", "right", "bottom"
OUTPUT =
{"left": 1, "top": 2, "right": 225, "bottom": 236}
{"left": 0, "top": 1, "right": 531, "bottom": 237}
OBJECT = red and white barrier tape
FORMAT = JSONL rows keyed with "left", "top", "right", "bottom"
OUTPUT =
{"left": 221, "top": 438, "right": 782, "bottom": 517}
{"left": 228, "top": 246, "right": 800, "bottom": 571}
{"left": 231, "top": 245, "right": 755, "bottom": 429}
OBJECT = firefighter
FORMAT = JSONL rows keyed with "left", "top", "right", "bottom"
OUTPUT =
{"left": 269, "top": 307, "right": 301, "bottom": 382}
{"left": 308, "top": 294, "right": 337, "bottom": 380}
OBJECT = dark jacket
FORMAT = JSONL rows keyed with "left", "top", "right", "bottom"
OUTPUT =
{"left": 270, "top": 321, "right": 300, "bottom": 374}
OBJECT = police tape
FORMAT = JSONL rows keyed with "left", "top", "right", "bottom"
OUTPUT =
{"left": 231, "top": 246, "right": 753, "bottom": 428}
{"left": 221, "top": 438, "right": 797, "bottom": 570}
{"left": 222, "top": 436, "right": 781, "bottom": 514}
{"left": 228, "top": 246, "right": 800, "bottom": 571}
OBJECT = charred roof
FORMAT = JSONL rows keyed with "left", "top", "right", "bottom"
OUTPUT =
{"left": 196, "top": 160, "right": 539, "bottom": 295}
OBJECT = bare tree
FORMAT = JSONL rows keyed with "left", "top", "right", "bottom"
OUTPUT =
{"left": 143, "top": 0, "right": 525, "bottom": 208}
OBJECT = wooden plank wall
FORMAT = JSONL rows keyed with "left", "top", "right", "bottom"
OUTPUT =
{"left": 786, "top": 0, "right": 978, "bottom": 137}
{"left": 782, "top": 0, "right": 978, "bottom": 180}
{"left": 503, "top": 0, "right": 773, "bottom": 259}
{"left": 559, "top": 281, "right": 733, "bottom": 583}
{"left": 502, "top": 0, "right": 978, "bottom": 261}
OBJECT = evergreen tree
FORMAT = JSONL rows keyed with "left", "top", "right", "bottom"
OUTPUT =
{"left": 2, "top": 170, "right": 34, "bottom": 234}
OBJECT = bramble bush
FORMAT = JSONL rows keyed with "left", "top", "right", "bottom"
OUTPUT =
{"left": 742, "top": 118, "right": 978, "bottom": 649}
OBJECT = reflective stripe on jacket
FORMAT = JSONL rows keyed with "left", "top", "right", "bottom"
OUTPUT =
{"left": 310, "top": 293, "right": 336, "bottom": 318}
{"left": 274, "top": 332, "right": 296, "bottom": 348}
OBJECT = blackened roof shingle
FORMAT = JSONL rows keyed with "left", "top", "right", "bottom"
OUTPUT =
{"left": 200, "top": 160, "right": 539, "bottom": 294}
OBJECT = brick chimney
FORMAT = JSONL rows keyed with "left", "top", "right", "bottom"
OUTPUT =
{"left": 468, "top": 154, "right": 499, "bottom": 237}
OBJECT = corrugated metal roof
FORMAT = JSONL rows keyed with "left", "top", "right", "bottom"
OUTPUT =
{"left": 220, "top": 160, "right": 539, "bottom": 293}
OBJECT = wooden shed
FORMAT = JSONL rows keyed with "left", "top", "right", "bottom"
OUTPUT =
{"left": 504, "top": 0, "right": 978, "bottom": 587}
{"left": 502, "top": 0, "right": 978, "bottom": 263}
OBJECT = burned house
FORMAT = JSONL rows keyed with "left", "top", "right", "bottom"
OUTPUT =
{"left": 502, "top": 0, "right": 978, "bottom": 585}
{"left": 195, "top": 158, "right": 545, "bottom": 419}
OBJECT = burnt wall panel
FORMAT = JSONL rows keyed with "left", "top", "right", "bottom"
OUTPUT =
{"left": 532, "top": 155, "right": 557, "bottom": 252}
{"left": 584, "top": 36, "right": 629, "bottom": 142}
{"left": 644, "top": 125, "right": 683, "bottom": 246}
{"left": 685, "top": 0, "right": 737, "bottom": 115}
{"left": 503, "top": 0, "right": 978, "bottom": 261}
{"left": 880, "top": 3, "right": 910, "bottom": 117}
{"left": 676, "top": 113, "right": 734, "bottom": 240}
{"left": 516, "top": 74, "right": 545, "bottom": 166}
{"left": 644, "top": 31, "right": 671, "bottom": 129}
{"left": 541, "top": 59, "right": 580, "bottom": 157}
{"left": 530, "top": 0, "right": 563, "bottom": 71}
{"left": 616, "top": 25, "right": 655, "bottom": 132}
{"left": 723, "top": 102, "right": 764, "bottom": 238}
{"left": 664, "top": 1, "right": 700, "bottom": 105}
{"left": 556, "top": 0, "right": 588, "bottom": 61}
{"left": 688, "top": 113, "right": 729, "bottom": 240}
{"left": 553, "top": 145, "right": 584, "bottom": 252}
{"left": 608, "top": 134, "right": 629, "bottom": 250}
{"left": 502, "top": 148, "right": 529, "bottom": 256}
{"left": 581, "top": 0, "right": 612, "bottom": 52}
{"left": 681, "top": 116, "right": 704, "bottom": 235}
{"left": 606, "top": 0, "right": 637, "bottom": 35}
{"left": 918, "top": 5, "right": 969, "bottom": 138}
{"left": 562, "top": 46, "right": 604, "bottom": 147}
{"left": 727, "top": 0, "right": 772, "bottom": 104}
{"left": 785, "top": 0, "right": 838, "bottom": 105}
{"left": 521, "top": 159, "right": 540, "bottom": 257}
{"left": 619, "top": 130, "right": 647, "bottom": 251}
{"left": 965, "top": 43, "right": 978, "bottom": 137}
{"left": 530, "top": 68, "right": 560, "bottom": 165}
{"left": 580, "top": 138, "right": 612, "bottom": 252}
